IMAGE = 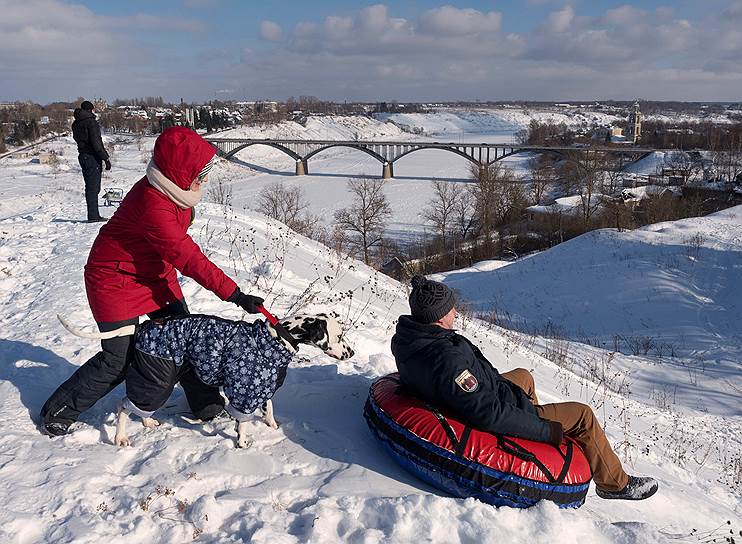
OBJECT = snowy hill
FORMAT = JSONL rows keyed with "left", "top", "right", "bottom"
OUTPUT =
{"left": 436, "top": 207, "right": 742, "bottom": 362}
{"left": 435, "top": 208, "right": 742, "bottom": 417}
{"left": 0, "top": 133, "right": 740, "bottom": 542}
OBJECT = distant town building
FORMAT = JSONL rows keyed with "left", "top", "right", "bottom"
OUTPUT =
{"left": 255, "top": 101, "right": 278, "bottom": 114}
{"left": 626, "top": 102, "right": 642, "bottom": 144}
{"left": 183, "top": 107, "right": 195, "bottom": 127}
{"left": 381, "top": 257, "right": 407, "bottom": 280}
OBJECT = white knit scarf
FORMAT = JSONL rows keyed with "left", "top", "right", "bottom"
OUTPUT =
{"left": 146, "top": 160, "right": 203, "bottom": 209}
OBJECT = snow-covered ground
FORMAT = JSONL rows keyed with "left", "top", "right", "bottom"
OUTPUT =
{"left": 0, "top": 124, "right": 740, "bottom": 543}
{"left": 377, "top": 107, "right": 622, "bottom": 143}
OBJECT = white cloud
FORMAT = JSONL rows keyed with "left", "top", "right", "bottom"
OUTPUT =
{"left": 284, "top": 3, "right": 516, "bottom": 62}
{"left": 0, "top": 0, "right": 95, "bottom": 32}
{"left": 228, "top": 2, "right": 741, "bottom": 102}
{"left": 357, "top": 4, "right": 390, "bottom": 33}
{"left": 323, "top": 16, "right": 353, "bottom": 39}
{"left": 112, "top": 13, "right": 206, "bottom": 33}
{"left": 0, "top": 0, "right": 206, "bottom": 101}
{"left": 2, "top": 1, "right": 741, "bottom": 103}
{"left": 418, "top": 6, "right": 502, "bottom": 35}
{"left": 601, "top": 5, "right": 646, "bottom": 25}
{"left": 183, "top": 0, "right": 220, "bottom": 7}
{"left": 545, "top": 6, "right": 575, "bottom": 33}
{"left": 722, "top": 0, "right": 742, "bottom": 19}
{"left": 259, "top": 20, "right": 283, "bottom": 42}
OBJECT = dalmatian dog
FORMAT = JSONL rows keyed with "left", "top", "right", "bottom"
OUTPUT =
{"left": 57, "top": 312, "right": 354, "bottom": 448}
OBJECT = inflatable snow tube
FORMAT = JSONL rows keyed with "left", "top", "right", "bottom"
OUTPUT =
{"left": 364, "top": 374, "right": 592, "bottom": 508}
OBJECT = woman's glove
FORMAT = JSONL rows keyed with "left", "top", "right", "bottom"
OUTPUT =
{"left": 228, "top": 288, "right": 264, "bottom": 313}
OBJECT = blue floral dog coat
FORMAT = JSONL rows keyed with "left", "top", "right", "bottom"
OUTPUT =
{"left": 123, "top": 314, "right": 293, "bottom": 421}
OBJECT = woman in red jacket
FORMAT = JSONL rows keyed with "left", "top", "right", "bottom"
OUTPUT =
{"left": 41, "top": 127, "right": 263, "bottom": 436}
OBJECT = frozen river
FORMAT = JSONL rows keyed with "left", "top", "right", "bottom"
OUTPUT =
{"left": 216, "top": 112, "right": 529, "bottom": 246}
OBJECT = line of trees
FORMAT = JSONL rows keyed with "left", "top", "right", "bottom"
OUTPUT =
{"left": 1, "top": 102, "right": 71, "bottom": 145}
{"left": 517, "top": 120, "right": 576, "bottom": 146}
{"left": 112, "top": 97, "right": 165, "bottom": 107}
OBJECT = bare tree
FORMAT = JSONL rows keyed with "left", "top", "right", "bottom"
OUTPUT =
{"left": 559, "top": 149, "right": 606, "bottom": 228}
{"left": 528, "top": 155, "right": 557, "bottom": 205}
{"left": 422, "top": 180, "right": 461, "bottom": 247}
{"left": 599, "top": 154, "right": 626, "bottom": 196}
{"left": 514, "top": 127, "right": 530, "bottom": 145}
{"left": 711, "top": 129, "right": 742, "bottom": 184}
{"left": 207, "top": 176, "right": 234, "bottom": 208}
{"left": 602, "top": 196, "right": 632, "bottom": 232}
{"left": 453, "top": 186, "right": 476, "bottom": 241}
{"left": 333, "top": 177, "right": 392, "bottom": 265}
{"left": 257, "top": 181, "right": 310, "bottom": 233}
{"left": 469, "top": 162, "right": 518, "bottom": 240}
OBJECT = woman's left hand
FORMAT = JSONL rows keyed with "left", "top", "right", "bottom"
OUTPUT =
{"left": 229, "top": 288, "right": 264, "bottom": 313}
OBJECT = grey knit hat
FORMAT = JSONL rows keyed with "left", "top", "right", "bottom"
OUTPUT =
{"left": 409, "top": 275, "right": 455, "bottom": 323}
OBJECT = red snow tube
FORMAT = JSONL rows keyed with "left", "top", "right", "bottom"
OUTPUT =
{"left": 364, "top": 374, "right": 592, "bottom": 508}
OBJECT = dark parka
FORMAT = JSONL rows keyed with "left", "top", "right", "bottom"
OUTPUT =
{"left": 391, "top": 315, "right": 552, "bottom": 442}
{"left": 72, "top": 108, "right": 109, "bottom": 161}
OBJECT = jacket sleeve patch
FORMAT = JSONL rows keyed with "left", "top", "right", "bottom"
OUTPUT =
{"left": 454, "top": 369, "right": 479, "bottom": 393}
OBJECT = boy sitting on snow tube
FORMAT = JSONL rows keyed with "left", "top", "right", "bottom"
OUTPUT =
{"left": 390, "top": 275, "right": 658, "bottom": 502}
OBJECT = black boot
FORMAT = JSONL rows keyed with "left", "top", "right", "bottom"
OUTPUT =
{"left": 40, "top": 402, "right": 78, "bottom": 436}
{"left": 596, "top": 476, "right": 658, "bottom": 500}
{"left": 43, "top": 421, "right": 72, "bottom": 437}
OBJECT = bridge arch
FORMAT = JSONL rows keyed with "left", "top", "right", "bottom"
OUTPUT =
{"left": 304, "top": 143, "right": 387, "bottom": 164}
{"left": 391, "top": 145, "right": 480, "bottom": 167}
{"left": 221, "top": 142, "right": 301, "bottom": 162}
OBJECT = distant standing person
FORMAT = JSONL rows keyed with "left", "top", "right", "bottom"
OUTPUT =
{"left": 72, "top": 100, "right": 111, "bottom": 222}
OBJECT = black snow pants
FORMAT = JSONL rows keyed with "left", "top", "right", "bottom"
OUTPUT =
{"left": 125, "top": 350, "right": 182, "bottom": 416}
{"left": 40, "top": 299, "right": 225, "bottom": 428}
{"left": 79, "top": 152, "right": 102, "bottom": 221}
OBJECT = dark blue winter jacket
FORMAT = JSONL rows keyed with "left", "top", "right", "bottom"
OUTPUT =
{"left": 391, "top": 315, "right": 551, "bottom": 442}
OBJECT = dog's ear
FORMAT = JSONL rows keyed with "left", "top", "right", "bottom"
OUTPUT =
{"left": 308, "top": 320, "right": 328, "bottom": 347}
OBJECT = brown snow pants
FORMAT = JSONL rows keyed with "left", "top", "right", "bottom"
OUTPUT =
{"left": 501, "top": 368, "right": 629, "bottom": 492}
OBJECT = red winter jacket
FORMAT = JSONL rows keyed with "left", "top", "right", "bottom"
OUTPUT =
{"left": 84, "top": 127, "right": 237, "bottom": 323}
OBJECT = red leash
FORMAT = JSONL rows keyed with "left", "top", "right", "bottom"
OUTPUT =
{"left": 257, "top": 304, "right": 298, "bottom": 349}
{"left": 257, "top": 304, "right": 279, "bottom": 325}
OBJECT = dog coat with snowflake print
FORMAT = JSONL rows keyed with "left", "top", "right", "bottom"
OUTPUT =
{"left": 134, "top": 315, "right": 293, "bottom": 420}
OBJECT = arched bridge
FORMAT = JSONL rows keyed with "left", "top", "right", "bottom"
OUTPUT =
{"left": 205, "top": 137, "right": 654, "bottom": 179}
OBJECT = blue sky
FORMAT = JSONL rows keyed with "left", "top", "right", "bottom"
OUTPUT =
{"left": 1, "top": 0, "right": 741, "bottom": 103}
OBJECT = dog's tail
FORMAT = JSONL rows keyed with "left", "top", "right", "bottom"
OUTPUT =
{"left": 57, "top": 314, "right": 136, "bottom": 339}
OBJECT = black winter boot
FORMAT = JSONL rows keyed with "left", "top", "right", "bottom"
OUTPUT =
{"left": 43, "top": 422, "right": 74, "bottom": 437}
{"left": 596, "top": 475, "right": 658, "bottom": 500}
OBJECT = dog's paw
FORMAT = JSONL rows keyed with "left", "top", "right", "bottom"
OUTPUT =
{"left": 114, "top": 435, "right": 130, "bottom": 447}
{"left": 263, "top": 417, "right": 279, "bottom": 430}
{"left": 142, "top": 418, "right": 160, "bottom": 429}
{"left": 236, "top": 436, "right": 254, "bottom": 449}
